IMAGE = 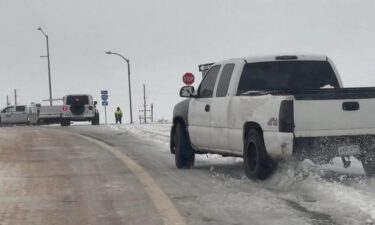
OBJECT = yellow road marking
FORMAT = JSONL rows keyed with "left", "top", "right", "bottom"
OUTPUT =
{"left": 78, "top": 135, "right": 186, "bottom": 225}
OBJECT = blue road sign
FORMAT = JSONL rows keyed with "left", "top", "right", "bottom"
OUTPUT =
{"left": 101, "top": 94, "right": 108, "bottom": 101}
{"left": 101, "top": 90, "right": 109, "bottom": 104}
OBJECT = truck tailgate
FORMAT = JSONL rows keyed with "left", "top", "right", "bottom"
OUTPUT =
{"left": 293, "top": 88, "right": 375, "bottom": 137}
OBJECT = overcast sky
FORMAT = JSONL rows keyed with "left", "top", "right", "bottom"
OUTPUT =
{"left": 1, "top": 0, "right": 375, "bottom": 123}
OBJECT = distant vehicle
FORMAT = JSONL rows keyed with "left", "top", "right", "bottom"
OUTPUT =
{"left": 37, "top": 105, "right": 65, "bottom": 125}
{"left": 0, "top": 105, "right": 30, "bottom": 126}
{"left": 60, "top": 94, "right": 99, "bottom": 126}
{"left": 171, "top": 54, "right": 375, "bottom": 179}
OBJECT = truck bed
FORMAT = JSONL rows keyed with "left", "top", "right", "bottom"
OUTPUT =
{"left": 39, "top": 105, "right": 63, "bottom": 119}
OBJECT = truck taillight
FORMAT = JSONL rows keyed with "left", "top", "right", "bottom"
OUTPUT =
{"left": 279, "top": 100, "right": 294, "bottom": 132}
{"left": 63, "top": 106, "right": 68, "bottom": 112}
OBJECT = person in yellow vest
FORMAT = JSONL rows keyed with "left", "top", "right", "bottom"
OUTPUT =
{"left": 115, "top": 107, "right": 123, "bottom": 124}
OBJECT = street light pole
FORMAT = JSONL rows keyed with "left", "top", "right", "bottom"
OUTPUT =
{"left": 105, "top": 51, "right": 133, "bottom": 124}
{"left": 126, "top": 59, "right": 133, "bottom": 124}
{"left": 37, "top": 27, "right": 53, "bottom": 106}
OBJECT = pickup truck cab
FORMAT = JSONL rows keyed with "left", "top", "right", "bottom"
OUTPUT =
{"left": 0, "top": 105, "right": 30, "bottom": 125}
{"left": 171, "top": 54, "right": 375, "bottom": 179}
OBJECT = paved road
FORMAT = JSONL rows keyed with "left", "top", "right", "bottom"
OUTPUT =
{"left": 0, "top": 126, "right": 374, "bottom": 225}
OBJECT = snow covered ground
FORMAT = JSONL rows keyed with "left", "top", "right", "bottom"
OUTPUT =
{"left": 103, "top": 123, "right": 375, "bottom": 225}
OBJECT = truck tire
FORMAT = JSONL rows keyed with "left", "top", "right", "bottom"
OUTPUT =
{"left": 243, "top": 129, "right": 273, "bottom": 180}
{"left": 361, "top": 157, "right": 375, "bottom": 177}
{"left": 174, "top": 123, "right": 195, "bottom": 169}
{"left": 91, "top": 113, "right": 100, "bottom": 125}
{"left": 170, "top": 125, "right": 176, "bottom": 154}
{"left": 61, "top": 119, "right": 70, "bottom": 127}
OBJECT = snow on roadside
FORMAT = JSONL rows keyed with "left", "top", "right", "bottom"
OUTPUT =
{"left": 264, "top": 161, "right": 375, "bottom": 224}
{"left": 106, "top": 123, "right": 171, "bottom": 147}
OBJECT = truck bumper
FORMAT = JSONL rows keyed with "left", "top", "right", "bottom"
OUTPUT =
{"left": 263, "top": 132, "right": 294, "bottom": 159}
{"left": 62, "top": 113, "right": 95, "bottom": 121}
{"left": 293, "top": 135, "right": 375, "bottom": 164}
{"left": 264, "top": 132, "right": 375, "bottom": 163}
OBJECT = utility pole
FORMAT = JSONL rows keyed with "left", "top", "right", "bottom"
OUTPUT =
{"left": 139, "top": 85, "right": 152, "bottom": 124}
{"left": 46, "top": 34, "right": 52, "bottom": 106}
{"left": 14, "top": 89, "right": 17, "bottom": 106}
{"left": 143, "top": 84, "right": 147, "bottom": 124}
{"left": 37, "top": 27, "right": 53, "bottom": 106}
{"left": 128, "top": 60, "right": 133, "bottom": 124}
{"left": 6, "top": 96, "right": 10, "bottom": 106}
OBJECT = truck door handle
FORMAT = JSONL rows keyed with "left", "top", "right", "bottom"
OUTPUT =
{"left": 205, "top": 104, "right": 210, "bottom": 112}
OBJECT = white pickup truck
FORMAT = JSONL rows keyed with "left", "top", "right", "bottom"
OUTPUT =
{"left": 0, "top": 105, "right": 30, "bottom": 126}
{"left": 170, "top": 54, "right": 375, "bottom": 179}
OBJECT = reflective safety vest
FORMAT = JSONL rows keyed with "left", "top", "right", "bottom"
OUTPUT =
{"left": 115, "top": 110, "right": 123, "bottom": 118}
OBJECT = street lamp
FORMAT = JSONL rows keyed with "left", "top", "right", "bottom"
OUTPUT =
{"left": 37, "top": 27, "right": 53, "bottom": 106}
{"left": 105, "top": 51, "right": 133, "bottom": 124}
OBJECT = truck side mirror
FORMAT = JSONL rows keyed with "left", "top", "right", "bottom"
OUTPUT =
{"left": 94, "top": 101, "right": 97, "bottom": 106}
{"left": 180, "top": 86, "right": 195, "bottom": 98}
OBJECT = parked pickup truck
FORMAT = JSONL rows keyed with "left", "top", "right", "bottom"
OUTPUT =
{"left": 0, "top": 104, "right": 62, "bottom": 126}
{"left": 170, "top": 54, "right": 375, "bottom": 179}
{"left": 0, "top": 105, "right": 30, "bottom": 126}
{"left": 60, "top": 94, "right": 99, "bottom": 126}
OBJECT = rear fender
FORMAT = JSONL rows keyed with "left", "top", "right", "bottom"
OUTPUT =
{"left": 243, "top": 122, "right": 263, "bottom": 145}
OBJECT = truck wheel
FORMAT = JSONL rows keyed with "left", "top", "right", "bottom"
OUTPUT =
{"left": 243, "top": 129, "right": 273, "bottom": 180}
{"left": 361, "top": 157, "right": 375, "bottom": 177}
{"left": 170, "top": 125, "right": 176, "bottom": 154}
{"left": 92, "top": 113, "right": 100, "bottom": 125}
{"left": 175, "top": 123, "right": 195, "bottom": 169}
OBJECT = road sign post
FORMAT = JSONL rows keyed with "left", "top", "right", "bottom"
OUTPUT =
{"left": 101, "top": 90, "right": 109, "bottom": 124}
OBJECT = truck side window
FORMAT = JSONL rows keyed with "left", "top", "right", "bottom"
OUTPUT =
{"left": 16, "top": 106, "right": 26, "bottom": 112}
{"left": 3, "top": 107, "right": 15, "bottom": 113}
{"left": 216, "top": 64, "right": 235, "bottom": 97}
{"left": 198, "top": 65, "right": 221, "bottom": 98}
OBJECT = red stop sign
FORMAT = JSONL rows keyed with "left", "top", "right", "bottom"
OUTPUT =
{"left": 183, "top": 73, "right": 195, "bottom": 86}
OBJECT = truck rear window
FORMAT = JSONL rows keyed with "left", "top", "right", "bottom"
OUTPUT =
{"left": 66, "top": 96, "right": 89, "bottom": 105}
{"left": 237, "top": 61, "right": 340, "bottom": 95}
